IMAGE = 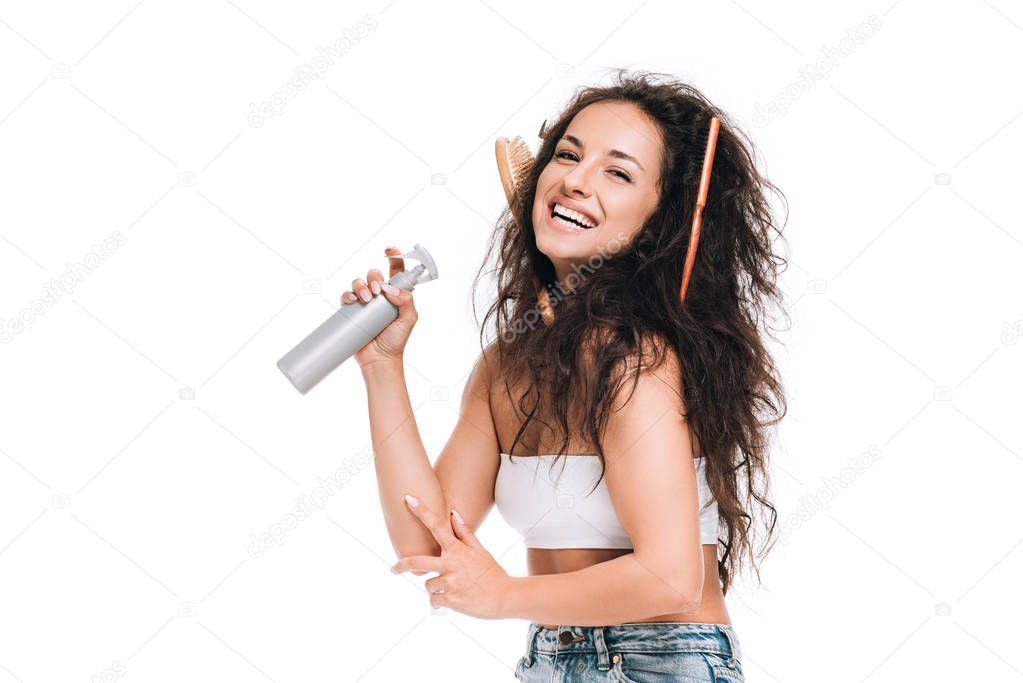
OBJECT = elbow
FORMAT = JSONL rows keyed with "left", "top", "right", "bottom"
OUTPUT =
{"left": 668, "top": 582, "right": 702, "bottom": 613}
{"left": 392, "top": 540, "right": 442, "bottom": 561}
{"left": 635, "top": 551, "right": 703, "bottom": 614}
{"left": 675, "top": 592, "right": 702, "bottom": 614}
{"left": 664, "top": 572, "right": 703, "bottom": 614}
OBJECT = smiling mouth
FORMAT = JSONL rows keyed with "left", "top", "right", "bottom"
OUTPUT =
{"left": 549, "top": 202, "right": 598, "bottom": 229}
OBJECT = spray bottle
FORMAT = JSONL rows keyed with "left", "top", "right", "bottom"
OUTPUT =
{"left": 277, "top": 244, "right": 439, "bottom": 394}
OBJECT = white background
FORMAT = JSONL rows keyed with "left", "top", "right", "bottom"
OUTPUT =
{"left": 1, "top": 1, "right": 1021, "bottom": 681}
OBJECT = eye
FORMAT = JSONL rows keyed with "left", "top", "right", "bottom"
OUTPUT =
{"left": 556, "top": 150, "right": 632, "bottom": 182}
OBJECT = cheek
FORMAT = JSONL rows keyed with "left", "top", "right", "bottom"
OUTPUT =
{"left": 532, "top": 169, "right": 556, "bottom": 215}
{"left": 534, "top": 167, "right": 556, "bottom": 196}
{"left": 602, "top": 196, "right": 656, "bottom": 241}
{"left": 604, "top": 197, "right": 638, "bottom": 227}
{"left": 531, "top": 192, "right": 545, "bottom": 224}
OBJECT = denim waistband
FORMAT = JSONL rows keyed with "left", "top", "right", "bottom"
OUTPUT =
{"left": 521, "top": 621, "right": 741, "bottom": 671}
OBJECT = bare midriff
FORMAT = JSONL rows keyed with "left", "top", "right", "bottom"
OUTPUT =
{"left": 527, "top": 544, "right": 730, "bottom": 629}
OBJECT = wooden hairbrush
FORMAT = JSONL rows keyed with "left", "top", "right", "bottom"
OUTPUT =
{"left": 495, "top": 135, "right": 555, "bottom": 327}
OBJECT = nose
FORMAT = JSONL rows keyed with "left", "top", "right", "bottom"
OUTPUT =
{"left": 562, "top": 163, "right": 593, "bottom": 197}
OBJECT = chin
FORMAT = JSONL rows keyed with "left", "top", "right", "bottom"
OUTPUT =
{"left": 535, "top": 233, "right": 588, "bottom": 262}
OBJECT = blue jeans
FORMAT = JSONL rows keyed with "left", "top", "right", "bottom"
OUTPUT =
{"left": 513, "top": 621, "right": 744, "bottom": 682}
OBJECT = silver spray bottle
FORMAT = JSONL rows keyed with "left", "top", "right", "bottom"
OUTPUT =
{"left": 277, "top": 244, "right": 439, "bottom": 394}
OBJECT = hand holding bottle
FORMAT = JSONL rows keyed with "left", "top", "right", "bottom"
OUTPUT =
{"left": 340, "top": 246, "right": 419, "bottom": 370}
{"left": 277, "top": 243, "right": 437, "bottom": 394}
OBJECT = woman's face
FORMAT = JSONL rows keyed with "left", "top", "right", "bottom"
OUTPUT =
{"left": 531, "top": 100, "right": 662, "bottom": 284}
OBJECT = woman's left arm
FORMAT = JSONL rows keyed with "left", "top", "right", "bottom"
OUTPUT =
{"left": 500, "top": 549, "right": 699, "bottom": 626}
{"left": 393, "top": 346, "right": 707, "bottom": 625}
{"left": 502, "top": 348, "right": 704, "bottom": 624}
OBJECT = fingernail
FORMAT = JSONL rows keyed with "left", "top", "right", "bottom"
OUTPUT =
{"left": 450, "top": 508, "right": 464, "bottom": 525}
{"left": 404, "top": 494, "right": 419, "bottom": 508}
{"left": 343, "top": 293, "right": 356, "bottom": 303}
{"left": 359, "top": 290, "right": 372, "bottom": 302}
{"left": 371, "top": 281, "right": 381, "bottom": 295}
{"left": 382, "top": 283, "right": 399, "bottom": 296}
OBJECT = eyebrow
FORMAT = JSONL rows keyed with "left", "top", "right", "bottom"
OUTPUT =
{"left": 560, "top": 134, "right": 645, "bottom": 172}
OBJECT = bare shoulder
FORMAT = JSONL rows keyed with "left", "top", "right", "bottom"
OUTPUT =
{"left": 608, "top": 336, "right": 702, "bottom": 456}
{"left": 609, "top": 335, "right": 684, "bottom": 407}
{"left": 462, "top": 340, "right": 499, "bottom": 400}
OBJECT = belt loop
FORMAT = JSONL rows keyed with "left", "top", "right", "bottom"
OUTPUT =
{"left": 593, "top": 626, "right": 610, "bottom": 671}
{"left": 718, "top": 625, "right": 742, "bottom": 668}
{"left": 523, "top": 623, "right": 541, "bottom": 667}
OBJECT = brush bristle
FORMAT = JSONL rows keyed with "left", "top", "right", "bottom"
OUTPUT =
{"left": 505, "top": 136, "right": 534, "bottom": 191}
{"left": 497, "top": 136, "right": 536, "bottom": 217}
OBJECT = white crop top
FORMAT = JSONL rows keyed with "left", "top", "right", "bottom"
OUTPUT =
{"left": 494, "top": 453, "right": 718, "bottom": 549}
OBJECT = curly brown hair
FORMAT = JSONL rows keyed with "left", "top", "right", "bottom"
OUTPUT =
{"left": 471, "top": 68, "right": 790, "bottom": 595}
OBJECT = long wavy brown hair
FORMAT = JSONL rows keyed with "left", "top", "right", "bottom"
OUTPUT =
{"left": 471, "top": 69, "right": 790, "bottom": 595}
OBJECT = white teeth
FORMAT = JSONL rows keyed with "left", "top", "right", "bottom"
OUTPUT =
{"left": 553, "top": 203, "right": 596, "bottom": 228}
{"left": 553, "top": 214, "right": 586, "bottom": 230}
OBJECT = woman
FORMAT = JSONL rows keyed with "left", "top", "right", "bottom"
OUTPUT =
{"left": 342, "top": 69, "right": 788, "bottom": 681}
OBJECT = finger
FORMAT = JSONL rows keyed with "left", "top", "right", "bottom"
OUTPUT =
{"left": 404, "top": 494, "right": 458, "bottom": 552}
{"left": 379, "top": 283, "right": 416, "bottom": 320}
{"left": 449, "top": 508, "right": 483, "bottom": 550}
{"left": 391, "top": 555, "right": 445, "bottom": 575}
{"left": 340, "top": 291, "right": 358, "bottom": 305}
{"left": 424, "top": 576, "right": 446, "bottom": 594}
{"left": 385, "top": 246, "right": 405, "bottom": 279}
{"left": 351, "top": 277, "right": 371, "bottom": 303}
{"left": 366, "top": 268, "right": 384, "bottom": 297}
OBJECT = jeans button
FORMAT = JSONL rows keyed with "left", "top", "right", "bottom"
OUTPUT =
{"left": 559, "top": 631, "right": 585, "bottom": 645}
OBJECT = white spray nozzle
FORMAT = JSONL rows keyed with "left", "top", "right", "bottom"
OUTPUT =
{"left": 400, "top": 243, "right": 439, "bottom": 286}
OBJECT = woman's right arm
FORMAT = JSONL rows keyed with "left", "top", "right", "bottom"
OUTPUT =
{"left": 345, "top": 246, "right": 447, "bottom": 560}
{"left": 361, "top": 346, "right": 502, "bottom": 562}
{"left": 347, "top": 247, "right": 501, "bottom": 562}
{"left": 361, "top": 359, "right": 445, "bottom": 559}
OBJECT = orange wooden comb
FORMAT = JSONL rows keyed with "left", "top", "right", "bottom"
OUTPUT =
{"left": 678, "top": 116, "right": 721, "bottom": 304}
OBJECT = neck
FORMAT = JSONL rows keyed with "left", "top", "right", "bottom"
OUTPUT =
{"left": 551, "top": 262, "right": 583, "bottom": 293}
